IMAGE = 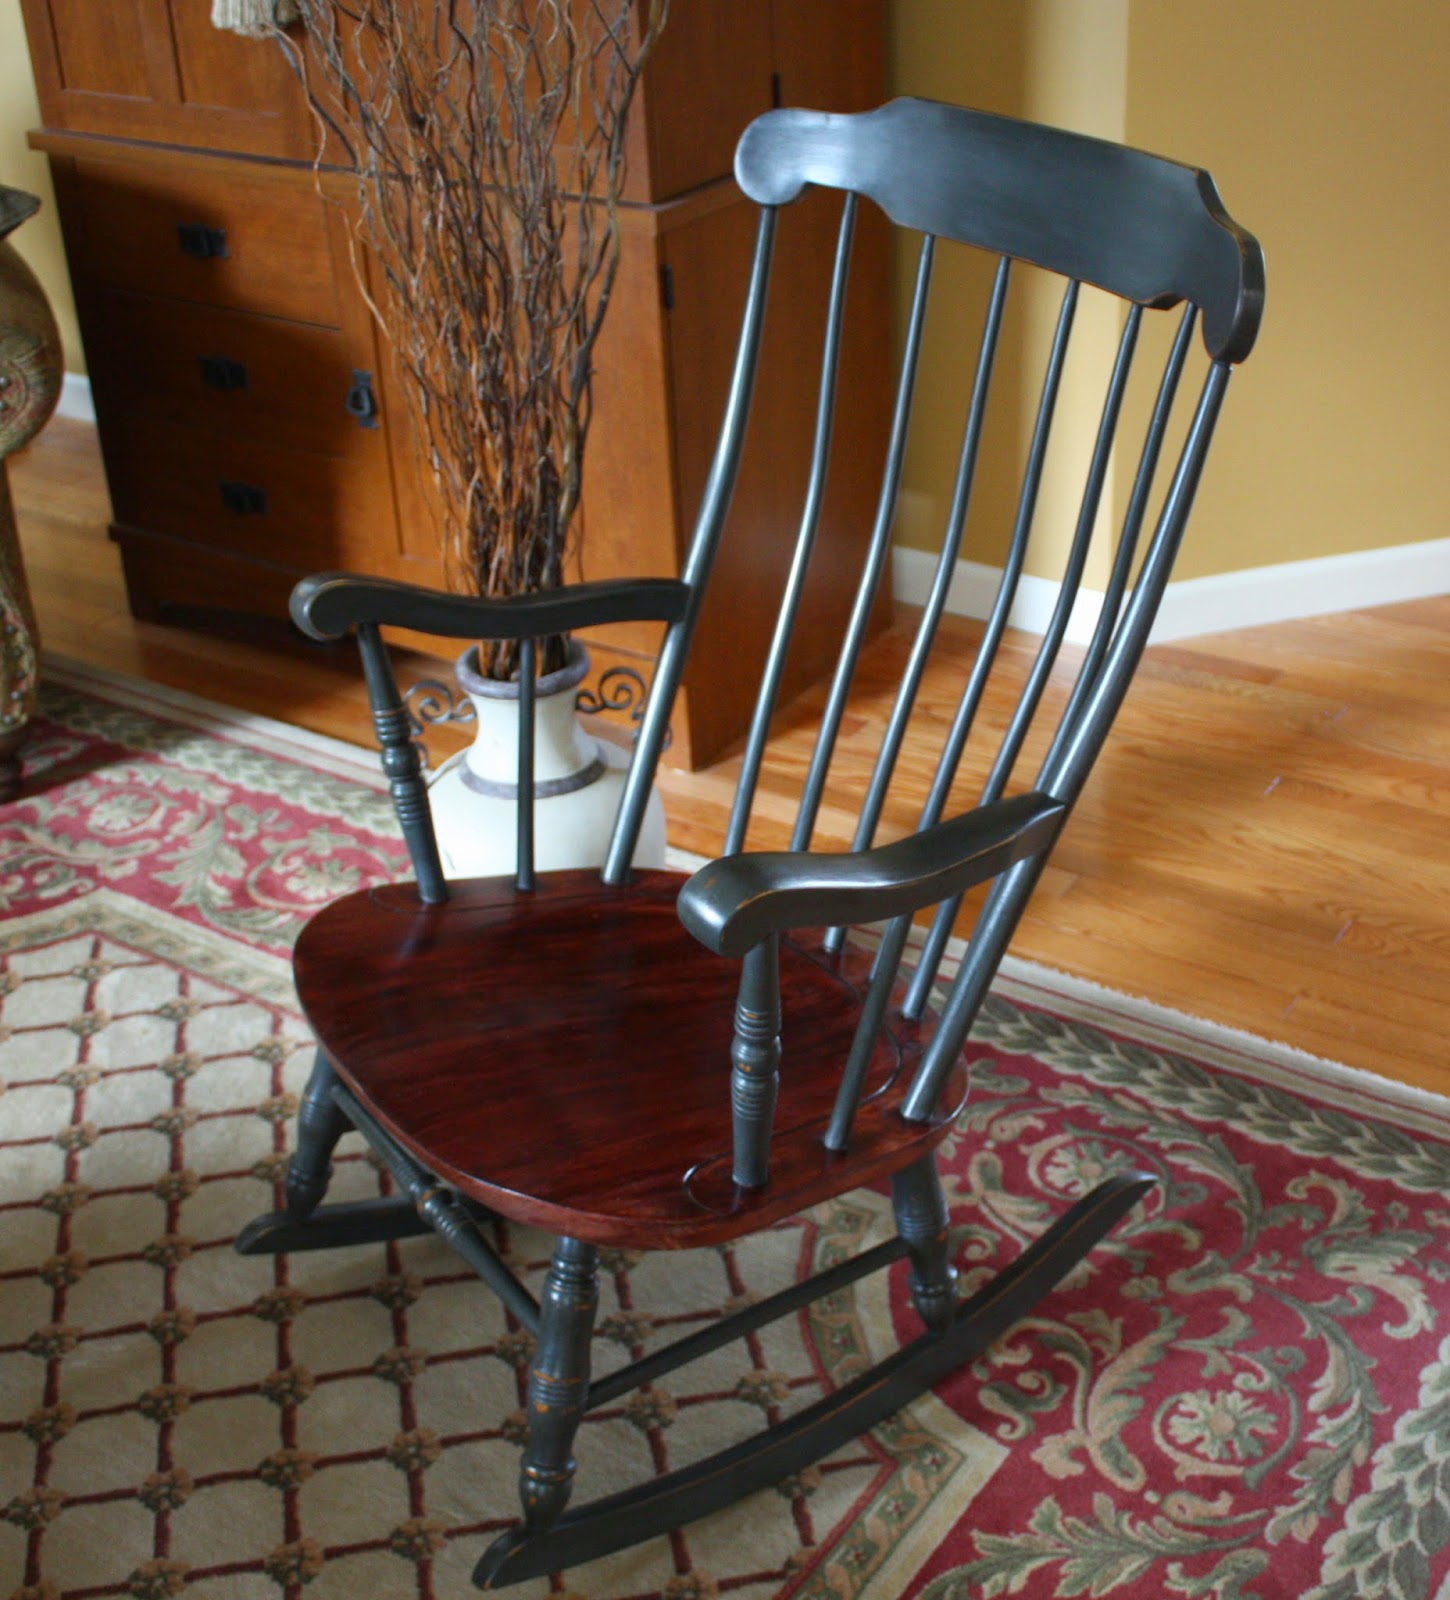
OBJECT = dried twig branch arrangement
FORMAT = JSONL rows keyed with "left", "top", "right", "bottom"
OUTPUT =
{"left": 287, "top": 0, "right": 669, "bottom": 677}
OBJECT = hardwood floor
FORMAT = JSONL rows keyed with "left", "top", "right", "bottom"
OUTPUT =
{"left": 10, "top": 417, "right": 1450, "bottom": 1094}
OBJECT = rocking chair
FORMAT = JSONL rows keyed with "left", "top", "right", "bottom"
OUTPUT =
{"left": 237, "top": 97, "right": 1264, "bottom": 1586}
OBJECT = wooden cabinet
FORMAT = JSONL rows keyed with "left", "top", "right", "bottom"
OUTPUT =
{"left": 21, "top": 0, "right": 889, "bottom": 768}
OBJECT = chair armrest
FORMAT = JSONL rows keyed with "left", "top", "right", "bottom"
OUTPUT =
{"left": 290, "top": 571, "right": 692, "bottom": 645}
{"left": 677, "top": 791, "right": 1067, "bottom": 957}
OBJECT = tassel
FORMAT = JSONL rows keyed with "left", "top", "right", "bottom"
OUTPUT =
{"left": 211, "top": 0, "right": 300, "bottom": 38}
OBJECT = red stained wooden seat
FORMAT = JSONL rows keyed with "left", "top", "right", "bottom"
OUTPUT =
{"left": 294, "top": 868, "right": 965, "bottom": 1248}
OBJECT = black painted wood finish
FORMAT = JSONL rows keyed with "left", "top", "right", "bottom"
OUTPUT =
{"left": 679, "top": 789, "right": 1065, "bottom": 957}
{"left": 290, "top": 571, "right": 691, "bottom": 645}
{"left": 238, "top": 93, "right": 1263, "bottom": 1583}
{"left": 472, "top": 1171, "right": 1158, "bottom": 1587}
{"left": 735, "top": 98, "right": 1265, "bottom": 362}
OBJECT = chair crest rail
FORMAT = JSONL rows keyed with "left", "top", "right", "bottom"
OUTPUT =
{"left": 735, "top": 97, "right": 1264, "bottom": 362}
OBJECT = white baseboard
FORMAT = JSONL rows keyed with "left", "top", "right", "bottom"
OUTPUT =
{"left": 892, "top": 550, "right": 1107, "bottom": 643}
{"left": 893, "top": 536, "right": 1450, "bottom": 643}
{"left": 54, "top": 372, "right": 95, "bottom": 424}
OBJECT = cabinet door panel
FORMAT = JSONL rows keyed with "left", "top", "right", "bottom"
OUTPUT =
{"left": 629, "top": 0, "right": 774, "bottom": 201}
{"left": 44, "top": 0, "right": 156, "bottom": 100}
{"left": 21, "top": 0, "right": 311, "bottom": 158}
{"left": 770, "top": 0, "right": 885, "bottom": 113}
{"left": 168, "top": 0, "right": 299, "bottom": 114}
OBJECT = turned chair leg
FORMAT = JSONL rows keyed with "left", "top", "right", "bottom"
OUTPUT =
{"left": 520, "top": 1236, "right": 599, "bottom": 1532}
{"left": 892, "top": 1156, "right": 958, "bottom": 1334}
{"left": 286, "top": 1051, "right": 352, "bottom": 1219}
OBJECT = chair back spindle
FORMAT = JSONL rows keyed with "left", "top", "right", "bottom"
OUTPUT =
{"left": 602, "top": 209, "right": 781, "bottom": 885}
{"left": 514, "top": 636, "right": 538, "bottom": 892}
{"left": 855, "top": 255, "right": 1012, "bottom": 846}
{"left": 725, "top": 194, "right": 859, "bottom": 857}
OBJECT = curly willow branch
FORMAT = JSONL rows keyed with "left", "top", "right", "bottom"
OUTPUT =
{"left": 287, "top": 0, "right": 670, "bottom": 678}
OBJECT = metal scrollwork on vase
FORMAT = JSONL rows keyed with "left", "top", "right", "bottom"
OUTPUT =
{"left": 401, "top": 677, "right": 476, "bottom": 772}
{"left": 574, "top": 665, "right": 671, "bottom": 751}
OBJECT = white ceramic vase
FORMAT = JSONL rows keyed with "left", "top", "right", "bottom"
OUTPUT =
{"left": 426, "top": 640, "right": 667, "bottom": 880}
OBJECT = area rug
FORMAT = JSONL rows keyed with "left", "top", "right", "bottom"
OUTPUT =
{"left": 4, "top": 664, "right": 1450, "bottom": 1600}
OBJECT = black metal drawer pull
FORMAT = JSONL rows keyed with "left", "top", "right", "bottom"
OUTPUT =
{"left": 199, "top": 355, "right": 248, "bottom": 391}
{"left": 177, "top": 223, "right": 228, "bottom": 260}
{"left": 345, "top": 369, "right": 379, "bottom": 428}
{"left": 218, "top": 480, "right": 268, "bottom": 515}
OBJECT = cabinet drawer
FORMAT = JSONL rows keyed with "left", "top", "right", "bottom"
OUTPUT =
{"left": 72, "top": 157, "right": 342, "bottom": 327}
{"left": 90, "top": 289, "right": 387, "bottom": 460}
{"left": 102, "top": 412, "right": 399, "bottom": 572}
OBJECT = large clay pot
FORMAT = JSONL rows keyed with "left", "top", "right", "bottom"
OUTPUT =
{"left": 0, "top": 188, "right": 64, "bottom": 800}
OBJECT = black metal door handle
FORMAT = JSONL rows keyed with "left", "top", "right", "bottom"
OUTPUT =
{"left": 177, "top": 223, "right": 228, "bottom": 260}
{"left": 345, "top": 369, "right": 379, "bottom": 428}
{"left": 199, "top": 355, "right": 248, "bottom": 391}
{"left": 218, "top": 480, "right": 268, "bottom": 515}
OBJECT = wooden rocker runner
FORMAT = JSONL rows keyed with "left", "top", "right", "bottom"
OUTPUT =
{"left": 237, "top": 96, "right": 1264, "bottom": 1586}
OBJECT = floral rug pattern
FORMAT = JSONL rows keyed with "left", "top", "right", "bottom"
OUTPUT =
{"left": 2, "top": 676, "right": 1450, "bottom": 1600}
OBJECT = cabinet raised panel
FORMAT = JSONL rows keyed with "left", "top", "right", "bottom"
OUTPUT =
{"left": 21, "top": 0, "right": 313, "bottom": 158}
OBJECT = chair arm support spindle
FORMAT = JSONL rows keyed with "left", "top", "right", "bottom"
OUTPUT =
{"left": 677, "top": 791, "right": 1067, "bottom": 958}
{"left": 730, "top": 937, "right": 781, "bottom": 1189}
{"left": 356, "top": 621, "right": 445, "bottom": 902}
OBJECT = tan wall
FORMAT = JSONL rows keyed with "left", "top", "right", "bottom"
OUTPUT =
{"left": 0, "top": 3, "right": 83, "bottom": 372}
{"left": 1125, "top": 1, "right": 1450, "bottom": 576}
{"left": 889, "top": 0, "right": 1450, "bottom": 583}
{"left": 889, "top": 0, "right": 1132, "bottom": 586}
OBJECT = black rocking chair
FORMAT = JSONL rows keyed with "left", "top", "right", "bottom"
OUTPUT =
{"left": 237, "top": 97, "right": 1264, "bottom": 1586}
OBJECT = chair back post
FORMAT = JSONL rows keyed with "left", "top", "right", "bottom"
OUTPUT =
{"left": 356, "top": 620, "right": 447, "bottom": 904}
{"left": 601, "top": 207, "right": 780, "bottom": 885}
{"left": 515, "top": 636, "right": 537, "bottom": 892}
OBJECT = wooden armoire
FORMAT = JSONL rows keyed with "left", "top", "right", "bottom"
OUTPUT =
{"left": 21, "top": 1, "right": 890, "bottom": 767}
